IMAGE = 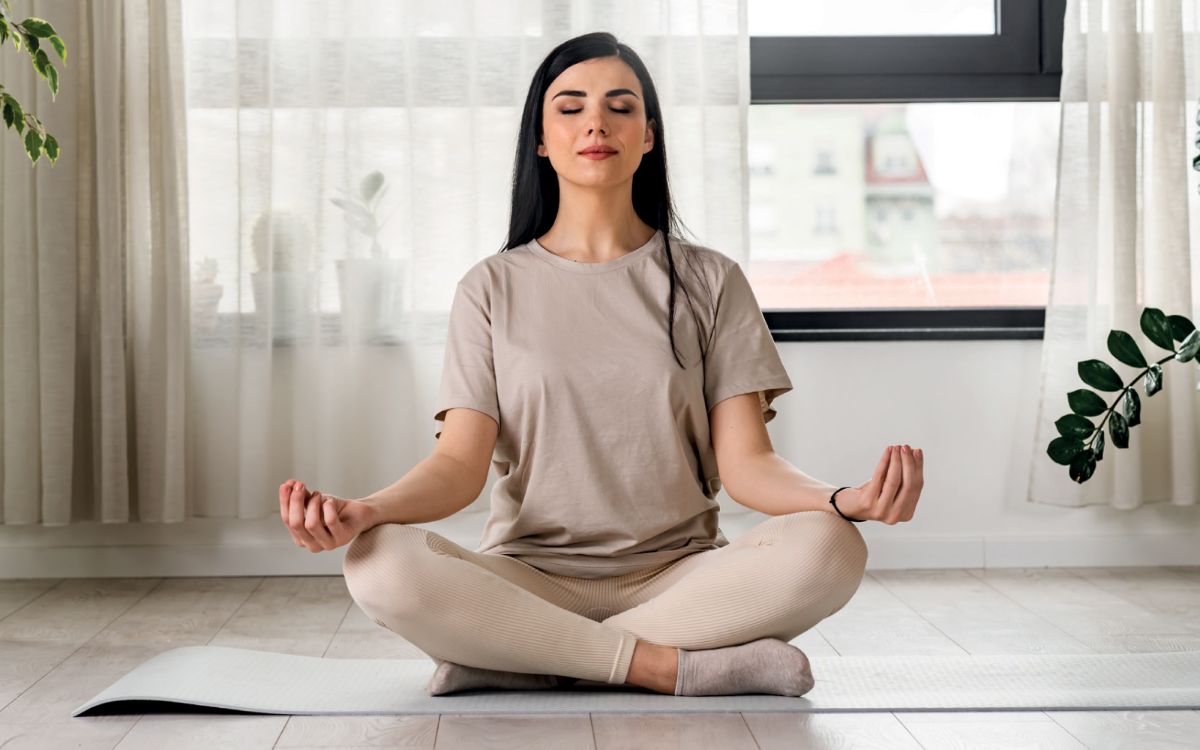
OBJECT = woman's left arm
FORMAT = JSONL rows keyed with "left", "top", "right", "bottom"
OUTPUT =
{"left": 711, "top": 392, "right": 924, "bottom": 524}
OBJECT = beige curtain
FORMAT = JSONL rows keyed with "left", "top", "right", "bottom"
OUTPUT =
{"left": 0, "top": 0, "right": 189, "bottom": 525}
{"left": 2, "top": 0, "right": 751, "bottom": 526}
{"left": 1027, "top": 0, "right": 1200, "bottom": 509}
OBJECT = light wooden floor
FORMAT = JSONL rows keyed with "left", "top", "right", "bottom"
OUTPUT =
{"left": 3, "top": 566, "right": 1200, "bottom": 749}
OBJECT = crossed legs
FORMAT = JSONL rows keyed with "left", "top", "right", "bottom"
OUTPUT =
{"left": 341, "top": 510, "right": 868, "bottom": 689}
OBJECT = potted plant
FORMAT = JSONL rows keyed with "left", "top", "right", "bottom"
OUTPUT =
{"left": 331, "top": 170, "right": 405, "bottom": 343}
{"left": 190, "top": 256, "right": 222, "bottom": 333}
{"left": 249, "top": 208, "right": 318, "bottom": 343}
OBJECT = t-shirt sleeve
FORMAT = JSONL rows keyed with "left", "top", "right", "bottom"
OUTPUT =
{"left": 433, "top": 275, "right": 500, "bottom": 439}
{"left": 702, "top": 261, "right": 794, "bottom": 423}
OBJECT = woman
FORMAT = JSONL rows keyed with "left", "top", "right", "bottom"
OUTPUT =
{"left": 279, "top": 31, "right": 925, "bottom": 698}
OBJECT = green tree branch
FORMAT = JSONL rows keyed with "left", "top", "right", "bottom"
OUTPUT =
{"left": 0, "top": 0, "right": 67, "bottom": 165}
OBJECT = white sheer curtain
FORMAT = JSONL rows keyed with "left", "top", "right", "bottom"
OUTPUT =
{"left": 1, "top": 0, "right": 190, "bottom": 525}
{"left": 181, "top": 1, "right": 752, "bottom": 521}
{"left": 2, "top": 1, "right": 749, "bottom": 527}
{"left": 1027, "top": 0, "right": 1200, "bottom": 509}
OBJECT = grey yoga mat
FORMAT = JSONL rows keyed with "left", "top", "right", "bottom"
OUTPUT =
{"left": 72, "top": 646, "right": 1200, "bottom": 717}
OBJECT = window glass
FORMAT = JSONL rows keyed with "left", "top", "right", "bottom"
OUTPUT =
{"left": 747, "top": 102, "right": 1061, "bottom": 308}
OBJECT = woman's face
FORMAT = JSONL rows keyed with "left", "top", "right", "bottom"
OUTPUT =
{"left": 538, "top": 56, "right": 655, "bottom": 188}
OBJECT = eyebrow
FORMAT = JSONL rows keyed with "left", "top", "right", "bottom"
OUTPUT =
{"left": 551, "top": 88, "right": 640, "bottom": 100}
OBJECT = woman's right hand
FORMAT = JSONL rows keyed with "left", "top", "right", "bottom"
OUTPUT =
{"left": 279, "top": 479, "right": 377, "bottom": 552}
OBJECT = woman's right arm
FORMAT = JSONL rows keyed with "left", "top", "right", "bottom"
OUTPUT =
{"left": 359, "top": 407, "right": 500, "bottom": 526}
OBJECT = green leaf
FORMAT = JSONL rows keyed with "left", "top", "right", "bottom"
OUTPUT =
{"left": 1107, "top": 330, "right": 1148, "bottom": 368}
{"left": 45, "top": 60, "right": 57, "bottom": 97}
{"left": 1108, "top": 411, "right": 1129, "bottom": 449}
{"left": 23, "top": 126, "right": 42, "bottom": 163}
{"left": 1140, "top": 307, "right": 1175, "bottom": 351}
{"left": 1078, "top": 359, "right": 1124, "bottom": 391}
{"left": 48, "top": 34, "right": 65, "bottom": 62}
{"left": 330, "top": 196, "right": 372, "bottom": 222}
{"left": 1168, "top": 314, "right": 1196, "bottom": 342}
{"left": 359, "top": 171, "right": 385, "bottom": 203}
{"left": 43, "top": 132, "right": 58, "bottom": 162}
{"left": 1047, "top": 436, "right": 1085, "bottom": 465}
{"left": 8, "top": 96, "right": 23, "bottom": 133}
{"left": 33, "top": 48, "right": 49, "bottom": 77}
{"left": 1093, "top": 429, "right": 1105, "bottom": 461}
{"left": 1121, "top": 389, "right": 1141, "bottom": 427}
{"left": 369, "top": 182, "right": 390, "bottom": 209}
{"left": 1069, "top": 449, "right": 1096, "bottom": 483}
{"left": 1, "top": 18, "right": 9, "bottom": 46}
{"left": 1176, "top": 329, "right": 1200, "bottom": 363}
{"left": 1067, "top": 388, "right": 1108, "bottom": 417}
{"left": 1144, "top": 363, "right": 1163, "bottom": 396}
{"left": 1055, "top": 413, "right": 1095, "bottom": 439}
{"left": 20, "top": 16, "right": 54, "bottom": 37}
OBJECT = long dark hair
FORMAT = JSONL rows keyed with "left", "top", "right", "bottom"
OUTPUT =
{"left": 499, "top": 31, "right": 714, "bottom": 370}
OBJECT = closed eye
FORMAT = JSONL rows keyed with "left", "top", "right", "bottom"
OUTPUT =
{"left": 561, "top": 108, "right": 631, "bottom": 114}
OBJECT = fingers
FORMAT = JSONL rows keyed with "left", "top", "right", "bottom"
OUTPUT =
{"left": 899, "top": 446, "right": 924, "bottom": 522}
{"left": 323, "top": 499, "right": 346, "bottom": 542}
{"left": 288, "top": 482, "right": 320, "bottom": 551}
{"left": 279, "top": 480, "right": 294, "bottom": 524}
{"left": 860, "top": 444, "right": 892, "bottom": 498}
{"left": 895, "top": 446, "right": 914, "bottom": 522}
{"left": 305, "top": 492, "right": 336, "bottom": 549}
{"left": 878, "top": 445, "right": 902, "bottom": 520}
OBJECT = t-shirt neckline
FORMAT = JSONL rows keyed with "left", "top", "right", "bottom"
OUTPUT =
{"left": 527, "top": 229, "right": 663, "bottom": 274}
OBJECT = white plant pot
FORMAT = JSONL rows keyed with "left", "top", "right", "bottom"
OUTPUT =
{"left": 250, "top": 271, "right": 319, "bottom": 343}
{"left": 335, "top": 257, "right": 406, "bottom": 343}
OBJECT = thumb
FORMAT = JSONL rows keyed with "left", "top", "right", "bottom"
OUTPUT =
{"left": 861, "top": 445, "right": 891, "bottom": 495}
{"left": 323, "top": 496, "right": 343, "bottom": 529}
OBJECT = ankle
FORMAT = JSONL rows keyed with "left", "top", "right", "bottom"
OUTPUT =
{"left": 626, "top": 640, "right": 679, "bottom": 693}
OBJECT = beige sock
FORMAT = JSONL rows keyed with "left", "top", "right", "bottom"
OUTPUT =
{"left": 426, "top": 658, "right": 567, "bottom": 696}
{"left": 674, "top": 637, "right": 815, "bottom": 697}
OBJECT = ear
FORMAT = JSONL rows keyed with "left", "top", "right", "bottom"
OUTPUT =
{"left": 645, "top": 119, "right": 655, "bottom": 151}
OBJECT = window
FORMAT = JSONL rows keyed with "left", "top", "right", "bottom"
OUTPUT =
{"left": 813, "top": 200, "right": 837, "bottom": 235}
{"left": 813, "top": 140, "right": 836, "bottom": 175}
{"left": 748, "top": 0, "right": 1064, "bottom": 341}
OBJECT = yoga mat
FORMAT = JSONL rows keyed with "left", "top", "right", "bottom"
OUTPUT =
{"left": 72, "top": 646, "right": 1200, "bottom": 717}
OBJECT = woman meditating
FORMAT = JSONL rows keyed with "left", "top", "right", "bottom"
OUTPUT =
{"left": 278, "top": 31, "right": 925, "bottom": 698}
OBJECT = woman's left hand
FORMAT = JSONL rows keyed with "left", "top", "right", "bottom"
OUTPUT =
{"left": 834, "top": 444, "right": 924, "bottom": 525}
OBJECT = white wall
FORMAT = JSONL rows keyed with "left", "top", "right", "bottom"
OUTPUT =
{"left": 3, "top": 339, "right": 1198, "bottom": 578}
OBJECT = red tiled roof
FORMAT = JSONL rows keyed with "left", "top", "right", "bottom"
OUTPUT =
{"left": 749, "top": 252, "right": 1051, "bottom": 307}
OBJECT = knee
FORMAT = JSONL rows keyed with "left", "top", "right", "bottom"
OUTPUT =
{"left": 342, "top": 523, "right": 432, "bottom": 620}
{"left": 776, "top": 510, "right": 869, "bottom": 582}
{"left": 770, "top": 512, "right": 869, "bottom": 623}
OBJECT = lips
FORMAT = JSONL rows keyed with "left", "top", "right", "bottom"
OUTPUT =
{"left": 579, "top": 146, "right": 617, "bottom": 154}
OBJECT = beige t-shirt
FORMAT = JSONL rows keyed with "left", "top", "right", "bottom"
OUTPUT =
{"left": 433, "top": 228, "right": 793, "bottom": 578}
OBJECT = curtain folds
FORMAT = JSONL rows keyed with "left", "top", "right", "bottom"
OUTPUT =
{"left": 1, "top": 0, "right": 751, "bottom": 525}
{"left": 1027, "top": 0, "right": 1200, "bottom": 509}
{"left": 1, "top": 0, "right": 190, "bottom": 525}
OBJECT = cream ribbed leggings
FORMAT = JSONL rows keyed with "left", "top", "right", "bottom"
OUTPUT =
{"left": 341, "top": 509, "right": 868, "bottom": 686}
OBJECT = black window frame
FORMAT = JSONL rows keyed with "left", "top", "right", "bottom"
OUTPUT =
{"left": 752, "top": 0, "right": 1066, "bottom": 342}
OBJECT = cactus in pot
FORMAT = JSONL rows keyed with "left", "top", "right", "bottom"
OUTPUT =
{"left": 251, "top": 209, "right": 314, "bottom": 273}
{"left": 248, "top": 208, "right": 318, "bottom": 341}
